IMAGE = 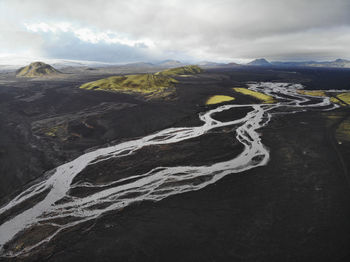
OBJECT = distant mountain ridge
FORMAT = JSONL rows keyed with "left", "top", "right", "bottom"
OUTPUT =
{"left": 156, "top": 60, "right": 185, "bottom": 68}
{"left": 16, "top": 62, "right": 61, "bottom": 77}
{"left": 248, "top": 58, "right": 271, "bottom": 66}
{"left": 300, "top": 58, "right": 350, "bottom": 68}
{"left": 7, "top": 58, "right": 350, "bottom": 76}
{"left": 246, "top": 58, "right": 350, "bottom": 68}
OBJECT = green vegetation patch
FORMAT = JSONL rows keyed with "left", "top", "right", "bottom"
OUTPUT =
{"left": 297, "top": 90, "right": 326, "bottom": 97}
{"left": 80, "top": 74, "right": 177, "bottom": 99}
{"left": 325, "top": 111, "right": 350, "bottom": 142}
{"left": 206, "top": 95, "right": 235, "bottom": 105}
{"left": 330, "top": 92, "right": 350, "bottom": 106}
{"left": 80, "top": 65, "right": 203, "bottom": 99}
{"left": 337, "top": 120, "right": 350, "bottom": 142}
{"left": 233, "top": 88, "right": 275, "bottom": 103}
{"left": 43, "top": 124, "right": 67, "bottom": 139}
{"left": 16, "top": 61, "right": 61, "bottom": 77}
{"left": 156, "top": 65, "right": 203, "bottom": 76}
{"left": 296, "top": 90, "right": 350, "bottom": 107}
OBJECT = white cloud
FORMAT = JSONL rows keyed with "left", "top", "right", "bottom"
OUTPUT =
{"left": 1, "top": 0, "right": 350, "bottom": 62}
{"left": 24, "top": 22, "right": 155, "bottom": 48}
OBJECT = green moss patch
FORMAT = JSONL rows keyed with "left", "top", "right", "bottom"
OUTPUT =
{"left": 16, "top": 61, "right": 61, "bottom": 77}
{"left": 80, "top": 65, "right": 202, "bottom": 99}
{"left": 233, "top": 88, "right": 275, "bottom": 103}
{"left": 330, "top": 92, "right": 350, "bottom": 106}
{"left": 206, "top": 95, "right": 235, "bottom": 105}
{"left": 156, "top": 65, "right": 203, "bottom": 76}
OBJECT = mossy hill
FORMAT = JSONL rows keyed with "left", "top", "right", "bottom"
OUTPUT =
{"left": 16, "top": 62, "right": 61, "bottom": 77}
{"left": 155, "top": 65, "right": 202, "bottom": 76}
{"left": 79, "top": 65, "right": 203, "bottom": 99}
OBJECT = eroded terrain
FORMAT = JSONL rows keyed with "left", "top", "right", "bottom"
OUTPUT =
{"left": 0, "top": 67, "right": 350, "bottom": 261}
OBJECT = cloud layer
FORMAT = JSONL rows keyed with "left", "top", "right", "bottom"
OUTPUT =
{"left": 1, "top": 0, "right": 350, "bottom": 62}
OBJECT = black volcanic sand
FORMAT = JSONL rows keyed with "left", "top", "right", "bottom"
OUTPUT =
{"left": 11, "top": 109, "right": 350, "bottom": 262}
{"left": 0, "top": 75, "right": 205, "bottom": 204}
{"left": 1, "top": 67, "right": 350, "bottom": 261}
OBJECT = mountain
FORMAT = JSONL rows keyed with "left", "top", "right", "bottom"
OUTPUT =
{"left": 308, "top": 59, "right": 350, "bottom": 68}
{"left": 16, "top": 62, "right": 62, "bottom": 77}
{"left": 248, "top": 58, "right": 271, "bottom": 66}
{"left": 270, "top": 61, "right": 312, "bottom": 67}
{"left": 244, "top": 58, "right": 350, "bottom": 68}
{"left": 271, "top": 59, "right": 350, "bottom": 68}
{"left": 79, "top": 65, "right": 203, "bottom": 99}
{"left": 198, "top": 61, "right": 223, "bottom": 67}
{"left": 224, "top": 62, "right": 240, "bottom": 67}
{"left": 157, "top": 65, "right": 203, "bottom": 76}
{"left": 197, "top": 61, "right": 241, "bottom": 69}
{"left": 156, "top": 60, "right": 185, "bottom": 68}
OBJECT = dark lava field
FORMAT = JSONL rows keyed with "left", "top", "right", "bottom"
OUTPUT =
{"left": 1, "top": 66, "right": 350, "bottom": 261}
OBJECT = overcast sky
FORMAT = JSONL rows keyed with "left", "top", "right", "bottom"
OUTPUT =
{"left": 0, "top": 0, "right": 349, "bottom": 63}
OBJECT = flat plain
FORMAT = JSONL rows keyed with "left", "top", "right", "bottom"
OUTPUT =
{"left": 0, "top": 65, "right": 350, "bottom": 261}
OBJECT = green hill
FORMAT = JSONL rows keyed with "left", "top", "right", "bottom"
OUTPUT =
{"left": 156, "top": 65, "right": 203, "bottom": 76}
{"left": 16, "top": 62, "right": 61, "bottom": 77}
{"left": 79, "top": 65, "right": 202, "bottom": 99}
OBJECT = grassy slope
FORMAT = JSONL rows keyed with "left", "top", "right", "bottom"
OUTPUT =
{"left": 233, "top": 88, "right": 275, "bottom": 103}
{"left": 16, "top": 62, "right": 60, "bottom": 77}
{"left": 337, "top": 120, "right": 350, "bottom": 142}
{"left": 333, "top": 93, "right": 350, "bottom": 105}
{"left": 156, "top": 65, "right": 202, "bottom": 76}
{"left": 206, "top": 95, "right": 235, "bottom": 105}
{"left": 80, "top": 65, "right": 202, "bottom": 99}
{"left": 300, "top": 90, "right": 350, "bottom": 142}
{"left": 296, "top": 90, "right": 350, "bottom": 107}
{"left": 297, "top": 90, "right": 326, "bottom": 97}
